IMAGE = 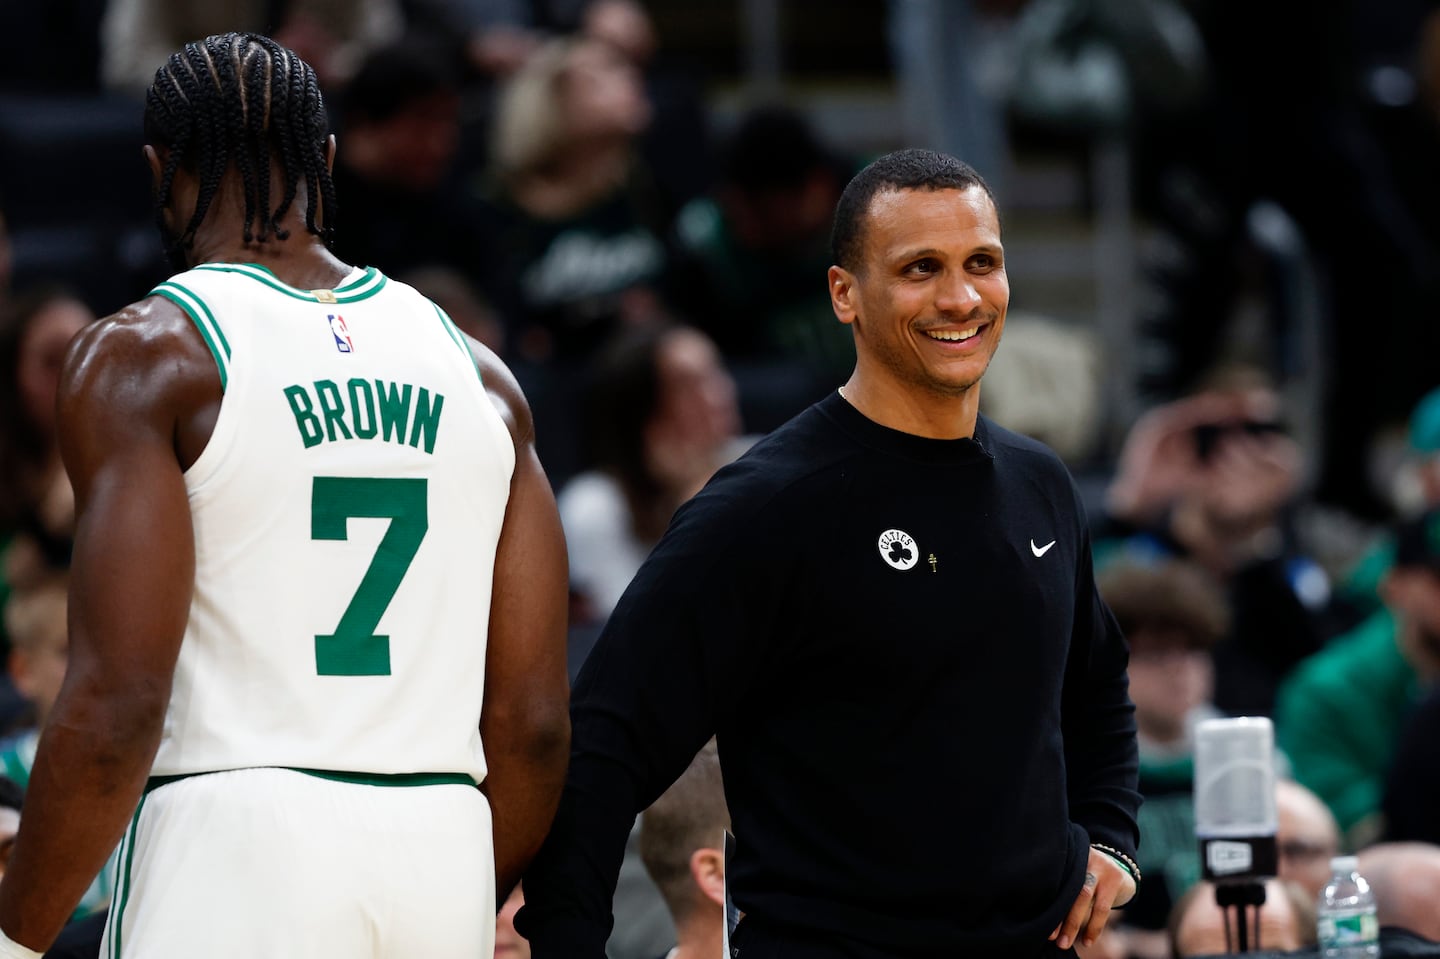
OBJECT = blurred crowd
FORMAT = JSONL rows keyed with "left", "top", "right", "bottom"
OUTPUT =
{"left": 1, "top": 0, "right": 1440, "bottom": 957}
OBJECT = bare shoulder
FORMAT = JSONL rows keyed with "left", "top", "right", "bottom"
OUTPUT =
{"left": 465, "top": 336, "right": 535, "bottom": 449}
{"left": 64, "top": 294, "right": 215, "bottom": 399}
{"left": 59, "top": 294, "right": 221, "bottom": 467}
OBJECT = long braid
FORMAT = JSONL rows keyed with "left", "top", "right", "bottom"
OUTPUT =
{"left": 142, "top": 32, "right": 337, "bottom": 264}
{"left": 241, "top": 39, "right": 274, "bottom": 241}
{"left": 183, "top": 43, "right": 231, "bottom": 249}
{"left": 269, "top": 46, "right": 304, "bottom": 241}
{"left": 298, "top": 58, "right": 336, "bottom": 242}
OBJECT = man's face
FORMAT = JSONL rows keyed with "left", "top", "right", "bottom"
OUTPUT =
{"left": 1276, "top": 781, "right": 1340, "bottom": 898}
{"left": 1386, "top": 567, "right": 1440, "bottom": 682}
{"left": 831, "top": 187, "right": 1008, "bottom": 399}
{"left": 1125, "top": 631, "right": 1212, "bottom": 744}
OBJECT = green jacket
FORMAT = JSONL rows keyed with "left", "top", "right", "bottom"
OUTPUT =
{"left": 1275, "top": 609, "right": 1419, "bottom": 837}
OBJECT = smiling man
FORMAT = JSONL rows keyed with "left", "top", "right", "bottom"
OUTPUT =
{"left": 519, "top": 149, "right": 1140, "bottom": 958}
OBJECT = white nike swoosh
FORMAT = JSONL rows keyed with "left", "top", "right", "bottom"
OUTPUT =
{"left": 1031, "top": 539, "right": 1056, "bottom": 557}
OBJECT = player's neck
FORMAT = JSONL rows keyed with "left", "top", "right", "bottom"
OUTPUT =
{"left": 840, "top": 372, "right": 981, "bottom": 440}
{"left": 185, "top": 227, "right": 352, "bottom": 292}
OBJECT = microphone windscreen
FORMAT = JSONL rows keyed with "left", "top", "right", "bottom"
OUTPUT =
{"left": 1194, "top": 716, "right": 1278, "bottom": 882}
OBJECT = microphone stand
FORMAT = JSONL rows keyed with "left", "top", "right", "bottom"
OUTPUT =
{"left": 1214, "top": 881, "right": 1267, "bottom": 953}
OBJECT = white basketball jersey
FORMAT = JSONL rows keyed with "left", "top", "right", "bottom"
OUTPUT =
{"left": 148, "top": 263, "right": 514, "bottom": 783}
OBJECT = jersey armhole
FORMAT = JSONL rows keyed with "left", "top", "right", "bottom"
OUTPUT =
{"left": 429, "top": 301, "right": 484, "bottom": 385}
{"left": 152, "top": 282, "right": 232, "bottom": 391}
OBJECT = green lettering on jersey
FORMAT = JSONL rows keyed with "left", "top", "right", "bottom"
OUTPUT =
{"left": 283, "top": 385, "right": 324, "bottom": 448}
{"left": 314, "top": 379, "right": 353, "bottom": 442}
{"left": 376, "top": 380, "right": 413, "bottom": 444}
{"left": 408, "top": 388, "right": 443, "bottom": 454}
{"left": 347, "top": 378, "right": 378, "bottom": 439}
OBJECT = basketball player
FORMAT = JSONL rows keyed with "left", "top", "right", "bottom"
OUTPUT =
{"left": 0, "top": 33, "right": 570, "bottom": 957}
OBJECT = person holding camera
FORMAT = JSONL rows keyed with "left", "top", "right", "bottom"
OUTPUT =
{"left": 1099, "top": 369, "right": 1337, "bottom": 717}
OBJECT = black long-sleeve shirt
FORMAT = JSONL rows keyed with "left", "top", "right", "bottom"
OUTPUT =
{"left": 518, "top": 393, "right": 1140, "bottom": 957}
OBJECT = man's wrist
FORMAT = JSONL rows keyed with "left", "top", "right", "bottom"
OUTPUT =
{"left": 0, "top": 927, "right": 44, "bottom": 959}
{"left": 1091, "top": 843, "right": 1141, "bottom": 887}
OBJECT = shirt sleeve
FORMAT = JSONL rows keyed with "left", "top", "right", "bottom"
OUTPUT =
{"left": 516, "top": 477, "right": 787, "bottom": 956}
{"left": 1062, "top": 495, "right": 1143, "bottom": 861}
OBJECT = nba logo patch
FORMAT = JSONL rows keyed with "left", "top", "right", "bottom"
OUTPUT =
{"left": 327, "top": 314, "right": 353, "bottom": 353}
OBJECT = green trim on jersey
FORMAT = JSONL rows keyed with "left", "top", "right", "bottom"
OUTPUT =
{"left": 431, "top": 302, "right": 483, "bottom": 384}
{"left": 107, "top": 792, "right": 149, "bottom": 959}
{"left": 151, "top": 282, "right": 231, "bottom": 391}
{"left": 144, "top": 767, "right": 477, "bottom": 794}
{"left": 192, "top": 263, "right": 388, "bottom": 303}
{"left": 288, "top": 768, "right": 477, "bottom": 788}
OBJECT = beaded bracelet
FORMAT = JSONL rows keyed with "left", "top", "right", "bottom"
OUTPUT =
{"left": 1091, "top": 843, "right": 1142, "bottom": 887}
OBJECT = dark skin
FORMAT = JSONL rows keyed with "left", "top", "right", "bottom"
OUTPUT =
{"left": 0, "top": 140, "right": 570, "bottom": 949}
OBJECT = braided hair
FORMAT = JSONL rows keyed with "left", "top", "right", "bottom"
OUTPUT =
{"left": 143, "top": 33, "right": 336, "bottom": 263}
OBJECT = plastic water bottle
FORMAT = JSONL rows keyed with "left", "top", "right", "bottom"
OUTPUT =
{"left": 1317, "top": 855, "right": 1380, "bottom": 958}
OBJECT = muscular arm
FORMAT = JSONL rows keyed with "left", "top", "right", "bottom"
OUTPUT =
{"left": 0, "top": 304, "right": 202, "bottom": 948}
{"left": 472, "top": 342, "right": 571, "bottom": 901}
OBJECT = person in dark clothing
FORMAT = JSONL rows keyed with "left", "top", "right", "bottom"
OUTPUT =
{"left": 326, "top": 37, "right": 476, "bottom": 279}
{"left": 516, "top": 149, "right": 1141, "bottom": 958}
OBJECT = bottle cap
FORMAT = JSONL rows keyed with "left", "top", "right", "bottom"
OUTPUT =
{"left": 1331, "top": 855, "right": 1359, "bottom": 872}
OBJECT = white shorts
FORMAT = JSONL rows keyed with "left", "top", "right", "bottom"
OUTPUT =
{"left": 99, "top": 767, "right": 495, "bottom": 958}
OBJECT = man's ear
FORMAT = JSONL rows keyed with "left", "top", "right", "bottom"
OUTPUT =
{"left": 143, "top": 145, "right": 164, "bottom": 190}
{"left": 829, "top": 265, "right": 858, "bottom": 326}
{"left": 689, "top": 846, "right": 726, "bottom": 908}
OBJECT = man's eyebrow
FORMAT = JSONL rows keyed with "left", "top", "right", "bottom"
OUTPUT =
{"left": 891, "top": 247, "right": 943, "bottom": 262}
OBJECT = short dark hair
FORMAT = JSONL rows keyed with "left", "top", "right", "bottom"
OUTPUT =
{"left": 143, "top": 33, "right": 335, "bottom": 262}
{"left": 830, "top": 149, "right": 993, "bottom": 271}
{"left": 1098, "top": 559, "right": 1230, "bottom": 653}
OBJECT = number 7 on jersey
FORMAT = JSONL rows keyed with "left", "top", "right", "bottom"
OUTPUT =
{"left": 311, "top": 476, "right": 428, "bottom": 676}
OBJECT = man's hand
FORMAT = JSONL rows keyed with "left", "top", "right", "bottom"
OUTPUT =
{"left": 1049, "top": 848, "right": 1136, "bottom": 951}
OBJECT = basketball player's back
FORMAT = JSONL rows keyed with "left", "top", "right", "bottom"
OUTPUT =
{"left": 151, "top": 262, "right": 512, "bottom": 783}
{"left": 0, "top": 33, "right": 570, "bottom": 959}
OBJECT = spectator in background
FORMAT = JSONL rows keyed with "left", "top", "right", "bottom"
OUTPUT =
{"left": 470, "top": 35, "right": 666, "bottom": 363}
{"left": 398, "top": 266, "right": 506, "bottom": 356}
{"left": 328, "top": 37, "right": 474, "bottom": 278}
{"left": 1355, "top": 842, "right": 1440, "bottom": 942}
{"left": 1167, "top": 878, "right": 1315, "bottom": 957}
{"left": 638, "top": 740, "right": 729, "bottom": 959}
{"left": 0, "top": 291, "right": 91, "bottom": 668}
{"left": 1275, "top": 778, "right": 1341, "bottom": 901}
{"left": 1385, "top": 682, "right": 1440, "bottom": 848}
{"left": 0, "top": 579, "right": 115, "bottom": 918}
{"left": 0, "top": 776, "right": 17, "bottom": 877}
{"left": 100, "top": 0, "right": 404, "bottom": 94}
{"left": 1276, "top": 507, "right": 1440, "bottom": 849}
{"left": 1338, "top": 383, "right": 1440, "bottom": 622}
{"left": 1099, "top": 369, "right": 1334, "bottom": 717}
{"left": 1095, "top": 559, "right": 1227, "bottom": 955}
{"left": 670, "top": 104, "right": 854, "bottom": 376}
{"left": 496, "top": 885, "right": 533, "bottom": 959}
{"left": 978, "top": 314, "right": 1103, "bottom": 469}
{"left": 559, "top": 324, "right": 745, "bottom": 627}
